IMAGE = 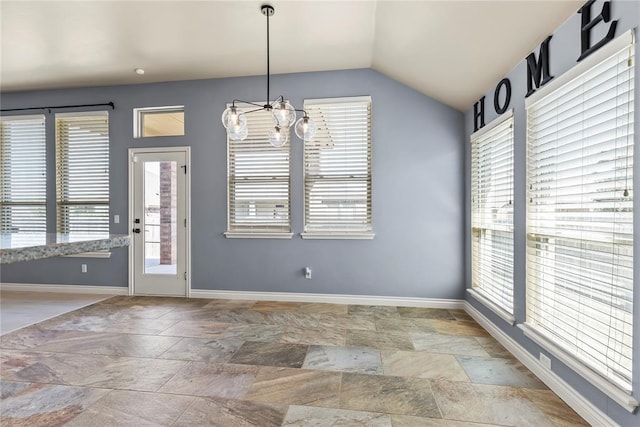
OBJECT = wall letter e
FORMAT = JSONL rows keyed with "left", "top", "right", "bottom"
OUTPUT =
{"left": 577, "top": 0, "right": 618, "bottom": 61}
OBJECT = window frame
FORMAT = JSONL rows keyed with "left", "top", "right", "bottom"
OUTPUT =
{"left": 521, "top": 29, "right": 636, "bottom": 412}
{"left": 55, "top": 111, "right": 111, "bottom": 250}
{"left": 301, "top": 96, "right": 374, "bottom": 240}
{"left": 0, "top": 114, "right": 47, "bottom": 236}
{"left": 468, "top": 110, "right": 515, "bottom": 325}
{"left": 224, "top": 102, "right": 293, "bottom": 239}
{"left": 133, "top": 105, "right": 185, "bottom": 138}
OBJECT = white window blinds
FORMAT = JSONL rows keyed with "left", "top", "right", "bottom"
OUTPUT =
{"left": 226, "top": 105, "right": 291, "bottom": 236}
{"left": 302, "top": 97, "right": 372, "bottom": 238}
{"left": 471, "top": 113, "right": 514, "bottom": 315}
{"left": 0, "top": 115, "right": 47, "bottom": 234}
{"left": 56, "top": 112, "right": 110, "bottom": 234}
{"left": 526, "top": 40, "right": 634, "bottom": 392}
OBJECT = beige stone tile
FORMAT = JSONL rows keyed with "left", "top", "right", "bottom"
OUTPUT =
{"left": 281, "top": 326, "right": 346, "bottom": 346}
{"left": 397, "top": 307, "right": 455, "bottom": 320}
{"left": 318, "top": 314, "right": 376, "bottom": 332}
{"left": 381, "top": 350, "right": 469, "bottom": 381}
{"left": 456, "top": 356, "right": 547, "bottom": 389}
{"left": 65, "top": 390, "right": 194, "bottom": 426}
{"left": 522, "top": 388, "right": 589, "bottom": 426}
{"left": 1, "top": 349, "right": 115, "bottom": 385}
{"left": 159, "top": 320, "right": 231, "bottom": 338}
{"left": 298, "top": 302, "right": 349, "bottom": 315}
{"left": 252, "top": 301, "right": 303, "bottom": 312}
{"left": 262, "top": 311, "right": 320, "bottom": 328}
{"left": 230, "top": 341, "right": 309, "bottom": 368}
{"left": 430, "top": 380, "right": 554, "bottom": 425}
{"left": 174, "top": 396, "right": 287, "bottom": 427}
{"left": 74, "top": 356, "right": 187, "bottom": 392}
{"left": 340, "top": 372, "right": 441, "bottom": 418}
{"left": 448, "top": 309, "right": 475, "bottom": 322}
{"left": 158, "top": 361, "right": 258, "bottom": 399}
{"left": 411, "top": 332, "right": 490, "bottom": 356}
{"left": 157, "top": 337, "right": 244, "bottom": 362}
{"left": 428, "top": 319, "right": 490, "bottom": 337}
{"left": 474, "top": 336, "right": 514, "bottom": 359}
{"left": 284, "top": 405, "right": 392, "bottom": 426}
{"left": 220, "top": 324, "right": 284, "bottom": 342}
{"left": 0, "top": 381, "right": 108, "bottom": 426}
{"left": 346, "top": 329, "right": 414, "bottom": 351}
{"left": 375, "top": 317, "right": 437, "bottom": 333}
{"left": 32, "top": 333, "right": 181, "bottom": 358}
{"left": 1, "top": 326, "right": 106, "bottom": 351}
{"left": 391, "top": 415, "right": 502, "bottom": 426}
{"left": 303, "top": 345, "right": 383, "bottom": 375}
{"left": 203, "top": 299, "right": 258, "bottom": 310}
{"left": 245, "top": 366, "right": 342, "bottom": 407}
{"left": 348, "top": 305, "right": 400, "bottom": 318}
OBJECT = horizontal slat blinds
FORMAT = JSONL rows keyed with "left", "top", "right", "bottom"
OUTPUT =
{"left": 0, "top": 115, "right": 47, "bottom": 234}
{"left": 227, "top": 104, "right": 290, "bottom": 234}
{"left": 303, "top": 98, "right": 372, "bottom": 235}
{"left": 56, "top": 112, "right": 110, "bottom": 234}
{"left": 471, "top": 115, "right": 514, "bottom": 314}
{"left": 526, "top": 43, "right": 634, "bottom": 392}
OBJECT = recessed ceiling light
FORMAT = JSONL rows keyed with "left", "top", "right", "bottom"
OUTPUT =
{"left": 134, "top": 68, "right": 145, "bottom": 75}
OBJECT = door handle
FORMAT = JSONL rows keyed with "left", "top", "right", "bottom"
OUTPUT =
{"left": 132, "top": 228, "right": 141, "bottom": 234}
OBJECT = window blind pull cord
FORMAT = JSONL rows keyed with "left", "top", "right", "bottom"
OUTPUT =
{"left": 1, "top": 102, "right": 115, "bottom": 113}
{"left": 623, "top": 41, "right": 633, "bottom": 198}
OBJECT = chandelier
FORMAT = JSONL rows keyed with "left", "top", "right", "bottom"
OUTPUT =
{"left": 221, "top": 4, "right": 317, "bottom": 147}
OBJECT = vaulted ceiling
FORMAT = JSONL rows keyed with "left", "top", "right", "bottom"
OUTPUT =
{"left": 0, "top": 0, "right": 584, "bottom": 111}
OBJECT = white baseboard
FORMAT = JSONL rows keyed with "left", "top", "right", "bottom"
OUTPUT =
{"left": 0, "top": 283, "right": 128, "bottom": 295}
{"left": 464, "top": 301, "right": 618, "bottom": 427}
{"left": 190, "top": 289, "right": 465, "bottom": 309}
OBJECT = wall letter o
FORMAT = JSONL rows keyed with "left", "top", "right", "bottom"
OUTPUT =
{"left": 494, "top": 78, "right": 512, "bottom": 114}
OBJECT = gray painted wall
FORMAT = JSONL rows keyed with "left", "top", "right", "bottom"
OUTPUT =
{"left": 1, "top": 68, "right": 465, "bottom": 299}
{"left": 463, "top": 1, "right": 639, "bottom": 424}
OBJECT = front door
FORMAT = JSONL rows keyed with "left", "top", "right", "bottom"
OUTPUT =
{"left": 129, "top": 148, "right": 190, "bottom": 296}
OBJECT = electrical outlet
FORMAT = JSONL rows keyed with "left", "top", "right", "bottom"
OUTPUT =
{"left": 81, "top": 264, "right": 87, "bottom": 273}
{"left": 114, "top": 214, "right": 120, "bottom": 224}
{"left": 539, "top": 352, "right": 551, "bottom": 370}
{"left": 305, "top": 267, "right": 312, "bottom": 279}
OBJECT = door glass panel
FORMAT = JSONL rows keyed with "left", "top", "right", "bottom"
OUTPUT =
{"left": 144, "top": 161, "right": 178, "bottom": 275}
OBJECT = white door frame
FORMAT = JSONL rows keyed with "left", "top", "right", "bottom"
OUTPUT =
{"left": 128, "top": 146, "right": 191, "bottom": 297}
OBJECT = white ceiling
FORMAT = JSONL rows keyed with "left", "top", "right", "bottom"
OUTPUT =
{"left": 0, "top": 0, "right": 583, "bottom": 111}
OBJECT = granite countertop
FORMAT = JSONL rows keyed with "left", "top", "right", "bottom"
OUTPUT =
{"left": 0, "top": 233, "right": 130, "bottom": 264}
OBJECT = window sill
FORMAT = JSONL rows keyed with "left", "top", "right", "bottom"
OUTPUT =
{"left": 300, "top": 232, "right": 375, "bottom": 240}
{"left": 64, "top": 251, "right": 111, "bottom": 259}
{"left": 466, "top": 288, "right": 515, "bottom": 325}
{"left": 519, "top": 323, "right": 638, "bottom": 412}
{"left": 224, "top": 231, "right": 293, "bottom": 239}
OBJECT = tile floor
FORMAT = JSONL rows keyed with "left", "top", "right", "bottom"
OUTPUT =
{"left": 0, "top": 291, "right": 111, "bottom": 334}
{"left": 0, "top": 296, "right": 588, "bottom": 426}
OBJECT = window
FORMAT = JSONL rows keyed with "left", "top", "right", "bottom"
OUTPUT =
{"left": 525, "top": 33, "right": 634, "bottom": 401}
{"left": 134, "top": 106, "right": 185, "bottom": 138}
{"left": 225, "top": 104, "right": 292, "bottom": 238}
{"left": 0, "top": 115, "right": 47, "bottom": 235}
{"left": 470, "top": 112, "right": 514, "bottom": 321}
{"left": 302, "top": 97, "right": 373, "bottom": 239}
{"left": 56, "top": 112, "right": 110, "bottom": 235}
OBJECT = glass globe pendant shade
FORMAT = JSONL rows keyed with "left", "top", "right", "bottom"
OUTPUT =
{"left": 294, "top": 116, "right": 316, "bottom": 141}
{"left": 272, "top": 101, "right": 296, "bottom": 128}
{"left": 227, "top": 118, "right": 248, "bottom": 141}
{"left": 221, "top": 106, "right": 243, "bottom": 129}
{"left": 268, "top": 125, "right": 288, "bottom": 147}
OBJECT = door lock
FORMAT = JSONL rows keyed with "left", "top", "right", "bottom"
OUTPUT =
{"left": 132, "top": 228, "right": 141, "bottom": 234}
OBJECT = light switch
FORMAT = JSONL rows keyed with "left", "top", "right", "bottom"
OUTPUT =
{"left": 114, "top": 214, "right": 120, "bottom": 224}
